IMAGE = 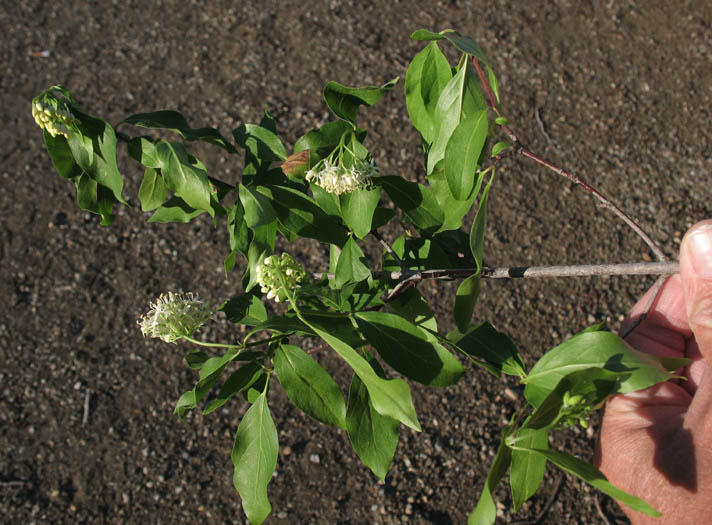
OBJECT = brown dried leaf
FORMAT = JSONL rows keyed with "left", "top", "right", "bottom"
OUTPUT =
{"left": 281, "top": 150, "right": 310, "bottom": 176}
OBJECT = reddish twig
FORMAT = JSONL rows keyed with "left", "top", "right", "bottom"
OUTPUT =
{"left": 471, "top": 60, "right": 669, "bottom": 264}
{"left": 518, "top": 149, "right": 669, "bottom": 262}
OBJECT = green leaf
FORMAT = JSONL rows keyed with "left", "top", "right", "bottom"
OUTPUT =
{"left": 444, "top": 109, "right": 488, "bottom": 200}
{"left": 274, "top": 344, "right": 347, "bottom": 428}
{"left": 244, "top": 314, "right": 314, "bottom": 341}
{"left": 511, "top": 448, "right": 661, "bottom": 518}
{"left": 428, "top": 169, "right": 481, "bottom": 232}
{"left": 232, "top": 391, "right": 279, "bottom": 525}
{"left": 334, "top": 237, "right": 371, "bottom": 288}
{"left": 74, "top": 173, "right": 116, "bottom": 225}
{"left": 244, "top": 374, "right": 269, "bottom": 404}
{"left": 470, "top": 173, "right": 494, "bottom": 267}
{"left": 260, "top": 185, "right": 347, "bottom": 245}
{"left": 372, "top": 207, "right": 396, "bottom": 230}
{"left": 127, "top": 136, "right": 161, "bottom": 168}
{"left": 219, "top": 293, "right": 268, "bottom": 326}
{"left": 225, "top": 200, "right": 249, "bottom": 274}
{"left": 427, "top": 58, "right": 486, "bottom": 174}
{"left": 346, "top": 355, "right": 400, "bottom": 481}
{"left": 380, "top": 176, "right": 444, "bottom": 234}
{"left": 155, "top": 140, "right": 214, "bottom": 218}
{"left": 233, "top": 123, "right": 287, "bottom": 162}
{"left": 138, "top": 167, "right": 169, "bottom": 211}
{"left": 339, "top": 186, "right": 381, "bottom": 239}
{"left": 487, "top": 65, "right": 500, "bottom": 104}
{"left": 452, "top": 166, "right": 491, "bottom": 331}
{"left": 448, "top": 322, "right": 527, "bottom": 377}
{"left": 383, "top": 236, "right": 450, "bottom": 272}
{"left": 310, "top": 182, "right": 342, "bottom": 218}
{"left": 523, "top": 330, "right": 682, "bottom": 408}
{"left": 411, "top": 29, "right": 489, "bottom": 64}
{"left": 244, "top": 222, "right": 277, "bottom": 291}
{"left": 354, "top": 311, "right": 464, "bottom": 387}
{"left": 339, "top": 133, "right": 370, "bottom": 168}
{"left": 304, "top": 320, "right": 421, "bottom": 431}
{"left": 469, "top": 427, "right": 513, "bottom": 525}
{"left": 323, "top": 77, "right": 399, "bottom": 123}
{"left": 388, "top": 287, "right": 437, "bottom": 333}
{"left": 147, "top": 196, "right": 202, "bottom": 223}
{"left": 405, "top": 41, "right": 453, "bottom": 143}
{"left": 174, "top": 349, "right": 240, "bottom": 419}
{"left": 238, "top": 184, "right": 276, "bottom": 228}
{"left": 490, "top": 141, "right": 509, "bottom": 157}
{"left": 120, "top": 110, "right": 236, "bottom": 153}
{"left": 522, "top": 368, "right": 622, "bottom": 432}
{"left": 294, "top": 120, "right": 361, "bottom": 156}
{"left": 301, "top": 312, "right": 366, "bottom": 349}
{"left": 66, "top": 110, "right": 127, "bottom": 205}
{"left": 185, "top": 350, "right": 209, "bottom": 369}
{"left": 454, "top": 274, "right": 481, "bottom": 333}
{"left": 203, "top": 362, "right": 263, "bottom": 415}
{"left": 510, "top": 428, "right": 548, "bottom": 511}
{"left": 43, "top": 131, "right": 82, "bottom": 179}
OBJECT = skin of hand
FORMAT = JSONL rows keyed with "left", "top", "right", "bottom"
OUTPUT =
{"left": 595, "top": 220, "right": 712, "bottom": 524}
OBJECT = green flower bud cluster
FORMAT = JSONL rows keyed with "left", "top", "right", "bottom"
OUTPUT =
{"left": 255, "top": 253, "right": 307, "bottom": 303}
{"left": 31, "top": 94, "right": 78, "bottom": 138}
{"left": 558, "top": 390, "right": 595, "bottom": 429}
{"left": 305, "top": 158, "right": 379, "bottom": 195}
{"left": 138, "top": 292, "right": 213, "bottom": 343}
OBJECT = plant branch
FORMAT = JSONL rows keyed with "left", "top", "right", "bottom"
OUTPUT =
{"left": 471, "top": 60, "right": 669, "bottom": 263}
{"left": 371, "top": 230, "right": 405, "bottom": 271}
{"left": 518, "top": 148, "right": 669, "bottom": 262}
{"left": 314, "top": 260, "right": 679, "bottom": 284}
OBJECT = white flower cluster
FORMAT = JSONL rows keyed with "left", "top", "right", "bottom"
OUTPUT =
{"left": 256, "top": 253, "right": 307, "bottom": 303}
{"left": 31, "top": 96, "right": 78, "bottom": 138}
{"left": 138, "top": 292, "right": 213, "bottom": 343}
{"left": 305, "top": 159, "right": 379, "bottom": 195}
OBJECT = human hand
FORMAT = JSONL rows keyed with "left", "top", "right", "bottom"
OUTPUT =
{"left": 596, "top": 220, "right": 712, "bottom": 523}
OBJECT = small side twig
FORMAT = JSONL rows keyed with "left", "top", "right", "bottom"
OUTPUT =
{"left": 307, "top": 343, "right": 329, "bottom": 355}
{"left": 534, "top": 106, "right": 553, "bottom": 144}
{"left": 534, "top": 104, "right": 562, "bottom": 151}
{"left": 620, "top": 275, "right": 669, "bottom": 339}
{"left": 594, "top": 494, "right": 612, "bottom": 525}
{"left": 82, "top": 389, "right": 91, "bottom": 426}
{"left": 371, "top": 230, "right": 405, "bottom": 271}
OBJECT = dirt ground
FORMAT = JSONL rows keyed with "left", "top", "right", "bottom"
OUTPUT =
{"left": 3, "top": 1, "right": 711, "bottom": 523}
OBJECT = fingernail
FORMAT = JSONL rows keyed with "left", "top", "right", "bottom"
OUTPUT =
{"left": 687, "top": 223, "right": 712, "bottom": 280}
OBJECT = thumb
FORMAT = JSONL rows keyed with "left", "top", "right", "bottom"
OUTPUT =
{"left": 680, "top": 220, "right": 712, "bottom": 360}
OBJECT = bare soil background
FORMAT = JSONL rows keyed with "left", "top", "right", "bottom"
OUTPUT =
{"left": 2, "top": 1, "right": 711, "bottom": 523}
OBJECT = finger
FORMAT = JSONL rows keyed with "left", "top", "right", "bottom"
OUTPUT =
{"left": 680, "top": 220, "right": 712, "bottom": 361}
{"left": 687, "top": 363, "right": 712, "bottom": 434}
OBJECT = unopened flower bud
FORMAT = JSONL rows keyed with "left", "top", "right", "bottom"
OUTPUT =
{"left": 31, "top": 88, "right": 79, "bottom": 139}
{"left": 255, "top": 252, "right": 307, "bottom": 303}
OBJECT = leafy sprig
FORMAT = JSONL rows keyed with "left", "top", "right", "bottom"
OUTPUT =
{"left": 34, "top": 28, "right": 682, "bottom": 524}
